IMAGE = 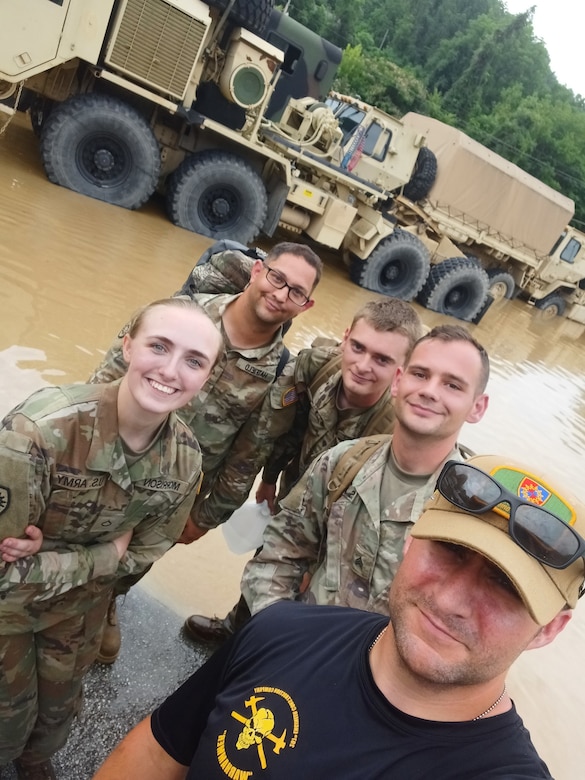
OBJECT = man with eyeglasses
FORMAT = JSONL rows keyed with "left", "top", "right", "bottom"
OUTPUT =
{"left": 242, "top": 323, "right": 489, "bottom": 617}
{"left": 93, "top": 454, "right": 583, "bottom": 779}
{"left": 88, "top": 242, "right": 322, "bottom": 663}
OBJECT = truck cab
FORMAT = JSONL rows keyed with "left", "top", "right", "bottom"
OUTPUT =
{"left": 523, "top": 227, "right": 585, "bottom": 321}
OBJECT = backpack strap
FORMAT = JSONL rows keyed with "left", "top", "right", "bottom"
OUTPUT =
{"left": 326, "top": 434, "right": 391, "bottom": 509}
{"left": 361, "top": 400, "right": 395, "bottom": 437}
{"left": 326, "top": 435, "right": 473, "bottom": 509}
{"left": 276, "top": 346, "right": 290, "bottom": 378}
{"left": 458, "top": 442, "right": 475, "bottom": 460}
{"left": 308, "top": 352, "right": 342, "bottom": 397}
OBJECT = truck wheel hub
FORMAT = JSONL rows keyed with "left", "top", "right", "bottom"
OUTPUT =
{"left": 212, "top": 197, "right": 230, "bottom": 218}
{"left": 94, "top": 148, "right": 115, "bottom": 172}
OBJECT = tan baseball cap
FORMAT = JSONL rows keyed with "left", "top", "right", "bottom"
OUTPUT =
{"left": 410, "top": 454, "right": 585, "bottom": 625}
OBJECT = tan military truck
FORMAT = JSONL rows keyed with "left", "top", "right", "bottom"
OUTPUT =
{"left": 0, "top": 0, "right": 344, "bottom": 244}
{"left": 0, "top": 4, "right": 436, "bottom": 295}
{"left": 390, "top": 113, "right": 585, "bottom": 323}
{"left": 259, "top": 92, "right": 436, "bottom": 298}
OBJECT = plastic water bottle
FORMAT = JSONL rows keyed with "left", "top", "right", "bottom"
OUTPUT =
{"left": 222, "top": 500, "right": 272, "bottom": 554}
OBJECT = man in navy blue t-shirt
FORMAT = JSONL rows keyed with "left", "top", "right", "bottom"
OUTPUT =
{"left": 94, "top": 454, "right": 584, "bottom": 780}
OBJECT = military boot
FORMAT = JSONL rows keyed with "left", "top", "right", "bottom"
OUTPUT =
{"left": 95, "top": 595, "right": 121, "bottom": 664}
{"left": 13, "top": 758, "right": 57, "bottom": 779}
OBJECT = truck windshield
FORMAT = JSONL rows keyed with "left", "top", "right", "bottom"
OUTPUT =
{"left": 326, "top": 99, "right": 366, "bottom": 145}
{"left": 560, "top": 237, "right": 582, "bottom": 263}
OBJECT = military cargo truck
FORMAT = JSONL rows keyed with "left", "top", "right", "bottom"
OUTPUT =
{"left": 0, "top": 2, "right": 433, "bottom": 282}
{"left": 260, "top": 92, "right": 433, "bottom": 284}
{"left": 3, "top": 3, "right": 581, "bottom": 323}
{"left": 0, "top": 0, "right": 343, "bottom": 244}
{"left": 390, "top": 113, "right": 585, "bottom": 323}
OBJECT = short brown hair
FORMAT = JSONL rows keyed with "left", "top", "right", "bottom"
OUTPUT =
{"left": 350, "top": 298, "right": 422, "bottom": 350}
{"left": 406, "top": 324, "right": 490, "bottom": 393}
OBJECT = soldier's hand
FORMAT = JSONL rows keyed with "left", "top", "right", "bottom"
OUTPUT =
{"left": 178, "top": 517, "right": 209, "bottom": 544}
{"left": 0, "top": 525, "right": 43, "bottom": 562}
{"left": 113, "top": 529, "right": 133, "bottom": 560}
{"left": 256, "top": 480, "right": 277, "bottom": 514}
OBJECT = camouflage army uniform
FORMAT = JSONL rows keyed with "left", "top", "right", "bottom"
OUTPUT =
{"left": 0, "top": 381, "right": 202, "bottom": 765}
{"left": 263, "top": 343, "right": 394, "bottom": 497}
{"left": 242, "top": 436, "right": 461, "bottom": 617}
{"left": 89, "top": 292, "right": 297, "bottom": 529}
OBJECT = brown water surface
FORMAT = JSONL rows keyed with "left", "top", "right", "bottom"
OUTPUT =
{"left": 1, "top": 113, "right": 584, "bottom": 777}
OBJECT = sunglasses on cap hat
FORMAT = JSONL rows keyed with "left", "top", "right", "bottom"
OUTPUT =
{"left": 436, "top": 461, "right": 585, "bottom": 573}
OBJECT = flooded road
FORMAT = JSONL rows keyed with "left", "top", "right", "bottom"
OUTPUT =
{"left": 1, "top": 112, "right": 584, "bottom": 778}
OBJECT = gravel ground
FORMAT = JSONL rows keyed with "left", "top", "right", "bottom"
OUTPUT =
{"left": 2, "top": 587, "right": 213, "bottom": 779}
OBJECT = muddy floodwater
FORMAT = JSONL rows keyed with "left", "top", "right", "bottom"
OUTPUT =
{"left": 2, "top": 113, "right": 585, "bottom": 778}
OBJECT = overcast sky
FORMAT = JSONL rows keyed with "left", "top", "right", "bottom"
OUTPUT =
{"left": 504, "top": 1, "right": 585, "bottom": 97}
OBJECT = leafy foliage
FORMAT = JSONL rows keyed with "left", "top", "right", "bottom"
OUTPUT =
{"left": 282, "top": 0, "right": 585, "bottom": 225}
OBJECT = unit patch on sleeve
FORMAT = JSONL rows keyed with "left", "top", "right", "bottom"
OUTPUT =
{"left": 0, "top": 486, "right": 10, "bottom": 514}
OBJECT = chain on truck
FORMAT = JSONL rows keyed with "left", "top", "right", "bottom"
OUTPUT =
{"left": 2, "top": 0, "right": 584, "bottom": 324}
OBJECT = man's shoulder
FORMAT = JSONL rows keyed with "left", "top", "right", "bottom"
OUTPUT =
{"left": 190, "top": 292, "right": 236, "bottom": 322}
{"left": 324, "top": 434, "right": 392, "bottom": 503}
{"left": 295, "top": 343, "right": 340, "bottom": 385}
{"left": 244, "top": 601, "right": 383, "bottom": 644}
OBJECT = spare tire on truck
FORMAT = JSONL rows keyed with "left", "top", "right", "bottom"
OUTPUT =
{"left": 403, "top": 147, "right": 437, "bottom": 202}
{"left": 349, "top": 229, "right": 430, "bottom": 301}
{"left": 417, "top": 256, "right": 489, "bottom": 322}
{"left": 207, "top": 0, "right": 275, "bottom": 35}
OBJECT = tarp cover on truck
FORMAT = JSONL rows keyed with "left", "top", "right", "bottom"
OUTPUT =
{"left": 401, "top": 113, "right": 574, "bottom": 257}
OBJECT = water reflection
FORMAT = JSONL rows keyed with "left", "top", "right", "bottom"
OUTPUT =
{"left": 1, "top": 112, "right": 584, "bottom": 778}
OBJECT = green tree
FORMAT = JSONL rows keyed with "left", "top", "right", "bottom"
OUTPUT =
{"left": 335, "top": 45, "right": 430, "bottom": 115}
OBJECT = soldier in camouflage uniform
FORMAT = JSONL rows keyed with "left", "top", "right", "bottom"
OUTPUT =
{"left": 259, "top": 298, "right": 424, "bottom": 508}
{"left": 242, "top": 324, "right": 490, "bottom": 617}
{"left": 0, "top": 299, "right": 222, "bottom": 780}
{"left": 89, "top": 243, "right": 322, "bottom": 662}
{"left": 184, "top": 297, "right": 423, "bottom": 642}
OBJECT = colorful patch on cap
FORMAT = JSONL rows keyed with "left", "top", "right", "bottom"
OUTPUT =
{"left": 518, "top": 477, "right": 549, "bottom": 506}
{"left": 490, "top": 466, "right": 575, "bottom": 525}
{"left": 281, "top": 386, "right": 298, "bottom": 407}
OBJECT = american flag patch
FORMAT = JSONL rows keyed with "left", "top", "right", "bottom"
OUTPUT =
{"left": 281, "top": 386, "right": 298, "bottom": 406}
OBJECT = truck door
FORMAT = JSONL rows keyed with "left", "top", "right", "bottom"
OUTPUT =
{"left": 0, "top": 0, "right": 71, "bottom": 78}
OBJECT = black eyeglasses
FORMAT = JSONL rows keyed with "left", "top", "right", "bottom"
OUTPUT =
{"left": 264, "top": 266, "right": 310, "bottom": 306}
{"left": 436, "top": 460, "right": 585, "bottom": 571}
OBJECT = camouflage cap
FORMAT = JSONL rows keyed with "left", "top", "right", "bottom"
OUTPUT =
{"left": 411, "top": 454, "right": 585, "bottom": 625}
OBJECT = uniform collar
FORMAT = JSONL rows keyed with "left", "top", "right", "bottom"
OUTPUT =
{"left": 85, "top": 381, "right": 177, "bottom": 492}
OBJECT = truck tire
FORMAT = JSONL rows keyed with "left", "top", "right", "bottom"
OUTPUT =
{"left": 535, "top": 294, "right": 566, "bottom": 319}
{"left": 349, "top": 230, "right": 430, "bottom": 301}
{"left": 418, "top": 256, "right": 489, "bottom": 321}
{"left": 166, "top": 150, "right": 268, "bottom": 244}
{"left": 403, "top": 147, "right": 437, "bottom": 202}
{"left": 40, "top": 94, "right": 160, "bottom": 210}
{"left": 207, "top": 0, "right": 274, "bottom": 34}
{"left": 486, "top": 269, "right": 515, "bottom": 301}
